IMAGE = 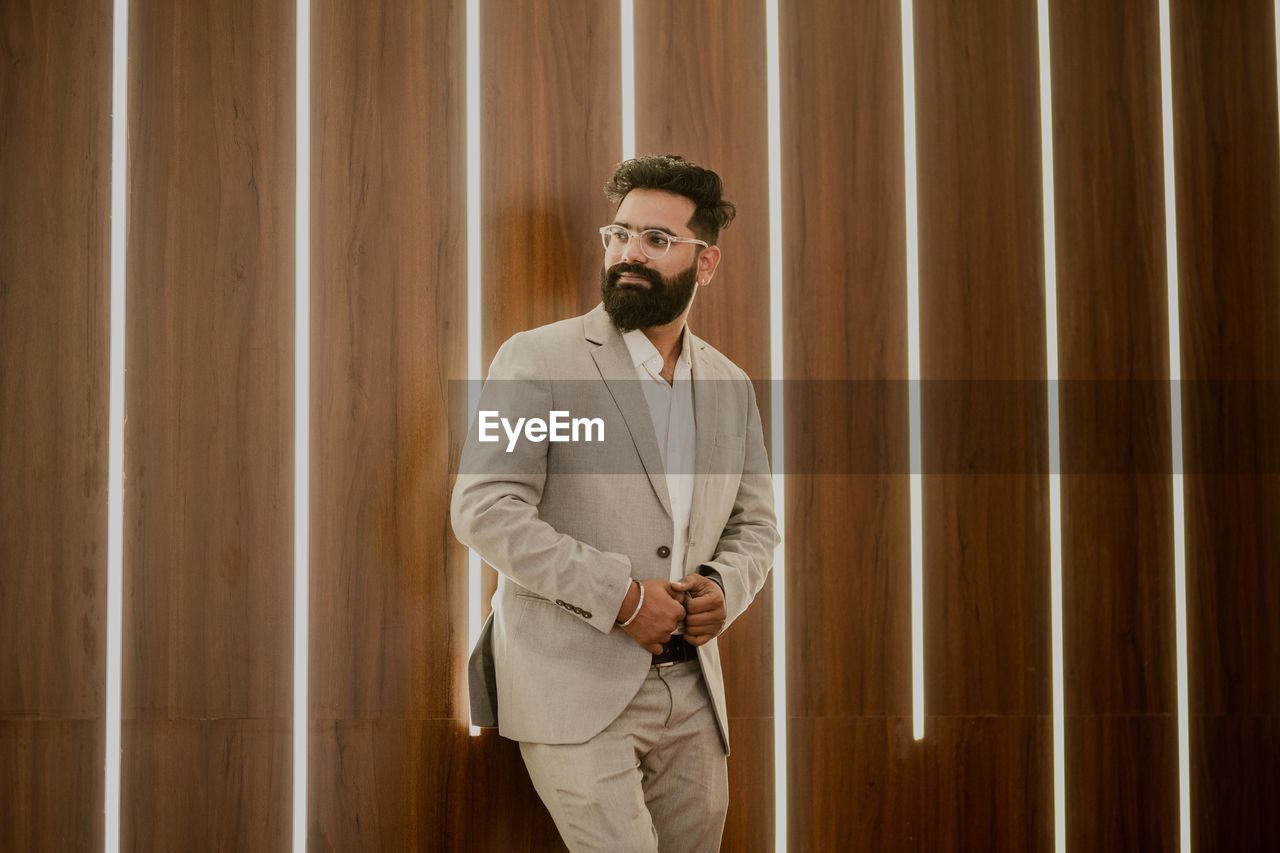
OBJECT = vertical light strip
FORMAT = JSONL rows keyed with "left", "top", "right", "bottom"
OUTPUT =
{"left": 291, "top": 0, "right": 312, "bottom": 847}
{"left": 466, "top": 0, "right": 483, "bottom": 737}
{"left": 900, "top": 0, "right": 926, "bottom": 743}
{"left": 763, "top": 0, "right": 787, "bottom": 849}
{"left": 105, "top": 0, "right": 130, "bottom": 848}
{"left": 1157, "top": 0, "right": 1192, "bottom": 850}
{"left": 620, "top": 0, "right": 636, "bottom": 160}
{"left": 1035, "top": 1, "right": 1068, "bottom": 850}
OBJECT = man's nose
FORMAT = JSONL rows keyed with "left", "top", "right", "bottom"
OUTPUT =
{"left": 620, "top": 238, "right": 647, "bottom": 264}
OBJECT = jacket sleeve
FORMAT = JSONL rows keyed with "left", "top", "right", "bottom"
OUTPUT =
{"left": 699, "top": 373, "right": 781, "bottom": 634}
{"left": 449, "top": 332, "right": 634, "bottom": 634}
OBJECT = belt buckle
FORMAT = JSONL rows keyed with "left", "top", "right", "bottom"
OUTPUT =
{"left": 654, "top": 659, "right": 676, "bottom": 668}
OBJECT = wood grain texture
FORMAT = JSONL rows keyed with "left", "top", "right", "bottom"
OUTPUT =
{"left": 781, "top": 0, "right": 909, "bottom": 715}
{"left": 634, "top": 8, "right": 774, "bottom": 846}
{"left": 915, "top": 0, "right": 1049, "bottom": 722}
{"left": 914, "top": 717, "right": 1052, "bottom": 852}
{"left": 0, "top": 0, "right": 110, "bottom": 715}
{"left": 1050, "top": 0, "right": 1180, "bottom": 847}
{"left": 470, "top": 0, "right": 623, "bottom": 844}
{"left": 461, "top": 730, "right": 565, "bottom": 852}
{"left": 123, "top": 720, "right": 288, "bottom": 851}
{"left": 0, "top": 0, "right": 110, "bottom": 848}
{"left": 0, "top": 721, "right": 103, "bottom": 852}
{"left": 308, "top": 721, "right": 466, "bottom": 852}
{"left": 308, "top": 0, "right": 466, "bottom": 722}
{"left": 1066, "top": 716, "right": 1178, "bottom": 851}
{"left": 123, "top": 0, "right": 293, "bottom": 848}
{"left": 476, "top": 0, "right": 624, "bottom": 623}
{"left": 307, "top": 0, "right": 468, "bottom": 846}
{"left": 481, "top": 0, "right": 621, "bottom": 355}
{"left": 1171, "top": 0, "right": 1280, "bottom": 848}
{"left": 781, "top": 0, "right": 912, "bottom": 847}
{"left": 722, "top": 717, "right": 774, "bottom": 852}
{"left": 790, "top": 717, "right": 1051, "bottom": 852}
{"left": 912, "top": 0, "right": 1052, "bottom": 846}
{"left": 788, "top": 718, "right": 921, "bottom": 852}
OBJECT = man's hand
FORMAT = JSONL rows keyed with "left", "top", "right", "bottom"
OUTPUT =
{"left": 618, "top": 579, "right": 686, "bottom": 654}
{"left": 670, "top": 573, "right": 726, "bottom": 647}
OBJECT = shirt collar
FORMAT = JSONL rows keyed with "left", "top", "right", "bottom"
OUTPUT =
{"left": 621, "top": 324, "right": 692, "bottom": 370}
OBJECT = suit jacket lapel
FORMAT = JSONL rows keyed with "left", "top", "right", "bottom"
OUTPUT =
{"left": 585, "top": 304, "right": 673, "bottom": 519}
{"left": 687, "top": 333, "right": 718, "bottom": 567}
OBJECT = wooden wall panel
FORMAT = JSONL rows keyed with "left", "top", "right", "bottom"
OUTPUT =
{"left": 782, "top": 0, "right": 911, "bottom": 848}
{"left": 122, "top": 0, "right": 294, "bottom": 848}
{"left": 915, "top": 0, "right": 1051, "bottom": 847}
{"left": 0, "top": 1, "right": 110, "bottom": 849}
{"left": 472, "top": 0, "right": 621, "bottom": 846}
{"left": 308, "top": 0, "right": 468, "bottom": 847}
{"left": 1172, "top": 0, "right": 1280, "bottom": 849}
{"left": 481, "top": 0, "right": 621, "bottom": 353}
{"left": 1050, "top": 1, "right": 1179, "bottom": 849}
{"left": 635, "top": 3, "right": 773, "bottom": 849}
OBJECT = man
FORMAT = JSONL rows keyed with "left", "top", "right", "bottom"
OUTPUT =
{"left": 450, "top": 154, "right": 779, "bottom": 852}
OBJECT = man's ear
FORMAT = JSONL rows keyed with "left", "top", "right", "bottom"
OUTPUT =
{"left": 698, "top": 245, "right": 722, "bottom": 284}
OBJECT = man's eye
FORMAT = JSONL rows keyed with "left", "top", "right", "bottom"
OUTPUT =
{"left": 607, "top": 228, "right": 630, "bottom": 244}
{"left": 644, "top": 232, "right": 671, "bottom": 248}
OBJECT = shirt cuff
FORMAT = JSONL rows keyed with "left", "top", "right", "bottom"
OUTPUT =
{"left": 697, "top": 565, "right": 725, "bottom": 596}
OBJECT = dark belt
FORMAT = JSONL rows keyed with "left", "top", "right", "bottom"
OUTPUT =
{"left": 652, "top": 634, "right": 699, "bottom": 667}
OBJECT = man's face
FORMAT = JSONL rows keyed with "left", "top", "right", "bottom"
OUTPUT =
{"left": 600, "top": 189, "right": 704, "bottom": 331}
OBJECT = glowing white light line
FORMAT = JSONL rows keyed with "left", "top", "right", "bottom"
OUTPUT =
{"left": 1157, "top": 1, "right": 1192, "bottom": 850}
{"left": 900, "top": 0, "right": 926, "bottom": 744}
{"left": 292, "top": 0, "right": 312, "bottom": 847}
{"left": 1035, "top": 0, "right": 1067, "bottom": 848}
{"left": 105, "top": 0, "right": 130, "bottom": 848}
{"left": 466, "top": 0, "right": 483, "bottom": 737}
{"left": 764, "top": 0, "right": 787, "bottom": 849}
{"left": 621, "top": 0, "right": 635, "bottom": 160}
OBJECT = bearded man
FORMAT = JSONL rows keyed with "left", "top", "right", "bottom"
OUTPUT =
{"left": 451, "top": 154, "right": 779, "bottom": 852}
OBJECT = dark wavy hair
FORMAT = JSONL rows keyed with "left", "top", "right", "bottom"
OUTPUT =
{"left": 603, "top": 154, "right": 736, "bottom": 245}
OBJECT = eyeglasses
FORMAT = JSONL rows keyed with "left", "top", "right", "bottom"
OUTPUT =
{"left": 599, "top": 224, "right": 709, "bottom": 259}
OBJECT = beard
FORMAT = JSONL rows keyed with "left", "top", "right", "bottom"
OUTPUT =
{"left": 600, "top": 259, "right": 698, "bottom": 332}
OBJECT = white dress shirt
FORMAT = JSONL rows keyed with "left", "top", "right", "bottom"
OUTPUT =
{"left": 621, "top": 326, "right": 697, "bottom": 595}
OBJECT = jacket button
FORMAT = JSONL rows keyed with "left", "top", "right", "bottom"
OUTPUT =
{"left": 583, "top": 611, "right": 592, "bottom": 619}
{"left": 657, "top": 545, "right": 671, "bottom": 558}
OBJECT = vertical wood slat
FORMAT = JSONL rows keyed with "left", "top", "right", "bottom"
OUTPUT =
{"left": 634, "top": 2, "right": 774, "bottom": 849}
{"left": 915, "top": 0, "right": 1052, "bottom": 848}
{"left": 307, "top": 0, "right": 470, "bottom": 848}
{"left": 475, "top": 0, "right": 625, "bottom": 621}
{"left": 780, "top": 0, "right": 913, "bottom": 848}
{"left": 122, "top": 0, "right": 294, "bottom": 848}
{"left": 471, "top": 0, "right": 622, "bottom": 847}
{"left": 0, "top": 1, "right": 111, "bottom": 850}
{"left": 1172, "top": 0, "right": 1280, "bottom": 849}
{"left": 1050, "top": 1, "right": 1180, "bottom": 849}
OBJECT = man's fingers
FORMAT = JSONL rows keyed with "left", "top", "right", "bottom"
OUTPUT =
{"left": 684, "top": 610, "right": 723, "bottom": 627}
{"left": 684, "top": 594, "right": 724, "bottom": 615}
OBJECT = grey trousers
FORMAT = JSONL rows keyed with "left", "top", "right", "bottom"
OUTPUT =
{"left": 518, "top": 659, "right": 729, "bottom": 853}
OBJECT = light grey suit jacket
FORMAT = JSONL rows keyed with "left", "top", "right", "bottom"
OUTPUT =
{"left": 449, "top": 302, "right": 779, "bottom": 753}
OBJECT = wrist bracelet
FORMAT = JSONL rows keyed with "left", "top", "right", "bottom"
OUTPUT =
{"left": 617, "top": 580, "right": 644, "bottom": 628}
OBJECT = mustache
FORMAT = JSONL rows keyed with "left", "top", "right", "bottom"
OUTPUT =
{"left": 605, "top": 263, "right": 663, "bottom": 288}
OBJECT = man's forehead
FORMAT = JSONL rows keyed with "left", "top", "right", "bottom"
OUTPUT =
{"left": 613, "top": 189, "right": 695, "bottom": 233}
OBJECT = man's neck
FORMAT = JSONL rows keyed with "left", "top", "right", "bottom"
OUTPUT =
{"left": 639, "top": 315, "right": 686, "bottom": 366}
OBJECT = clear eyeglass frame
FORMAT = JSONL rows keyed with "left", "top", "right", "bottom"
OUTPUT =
{"left": 599, "top": 224, "right": 709, "bottom": 259}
